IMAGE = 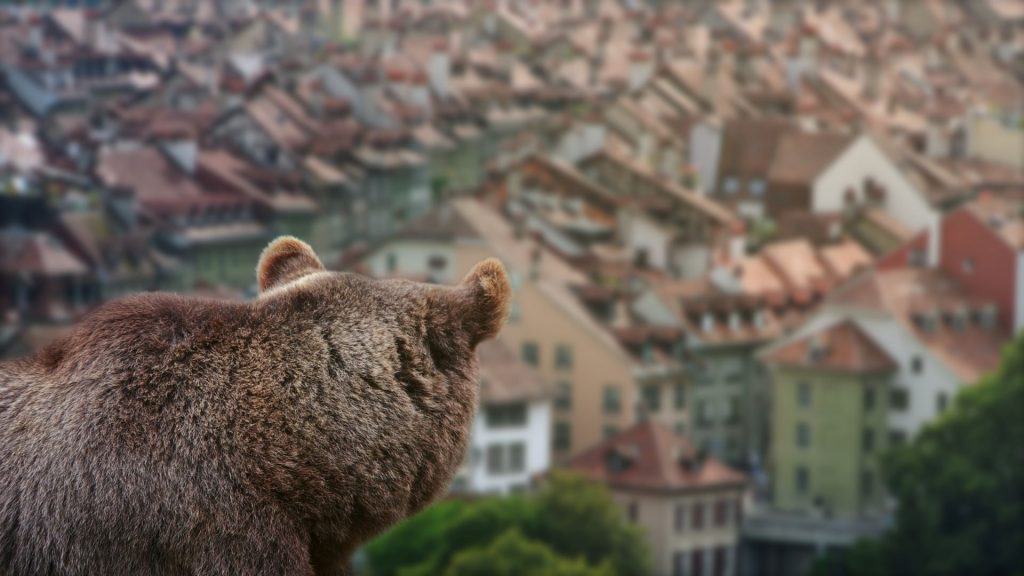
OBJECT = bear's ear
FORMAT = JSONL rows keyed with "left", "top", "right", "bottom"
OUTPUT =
{"left": 454, "top": 258, "right": 511, "bottom": 346}
{"left": 257, "top": 236, "right": 325, "bottom": 293}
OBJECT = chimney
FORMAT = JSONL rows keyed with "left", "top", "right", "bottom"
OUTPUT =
{"left": 427, "top": 40, "right": 451, "bottom": 97}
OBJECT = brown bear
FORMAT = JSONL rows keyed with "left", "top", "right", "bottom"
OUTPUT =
{"left": 0, "top": 236, "right": 510, "bottom": 576}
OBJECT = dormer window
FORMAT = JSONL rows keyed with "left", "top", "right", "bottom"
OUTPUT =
{"left": 946, "top": 307, "right": 969, "bottom": 331}
{"left": 807, "top": 337, "right": 829, "bottom": 364}
{"left": 605, "top": 447, "right": 633, "bottom": 473}
{"left": 913, "top": 311, "right": 938, "bottom": 332}
{"left": 728, "top": 311, "right": 742, "bottom": 332}
{"left": 723, "top": 176, "right": 740, "bottom": 195}
{"left": 701, "top": 312, "right": 716, "bottom": 333}
{"left": 753, "top": 309, "right": 767, "bottom": 330}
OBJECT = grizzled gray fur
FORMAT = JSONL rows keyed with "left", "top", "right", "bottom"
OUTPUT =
{"left": 0, "top": 237, "right": 510, "bottom": 575}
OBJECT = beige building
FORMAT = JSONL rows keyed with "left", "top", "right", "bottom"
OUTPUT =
{"left": 568, "top": 421, "right": 748, "bottom": 576}
{"left": 350, "top": 198, "right": 690, "bottom": 459}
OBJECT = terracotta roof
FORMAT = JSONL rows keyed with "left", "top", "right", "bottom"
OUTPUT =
{"left": 763, "top": 319, "right": 897, "bottom": 374}
{"left": 0, "top": 231, "right": 89, "bottom": 277}
{"left": 567, "top": 421, "right": 747, "bottom": 493}
{"left": 767, "top": 131, "right": 852, "bottom": 185}
{"left": 964, "top": 194, "right": 1024, "bottom": 251}
{"left": 716, "top": 119, "right": 792, "bottom": 183}
{"left": 476, "top": 340, "right": 550, "bottom": 404}
{"left": 825, "top": 267, "right": 1008, "bottom": 382}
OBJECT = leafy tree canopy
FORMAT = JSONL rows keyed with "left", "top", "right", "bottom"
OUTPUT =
{"left": 812, "top": 335, "right": 1024, "bottom": 576}
{"left": 364, "top": 472, "right": 650, "bottom": 576}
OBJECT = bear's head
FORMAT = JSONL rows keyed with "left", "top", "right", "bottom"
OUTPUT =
{"left": 253, "top": 237, "right": 511, "bottom": 539}
{"left": 256, "top": 235, "right": 510, "bottom": 357}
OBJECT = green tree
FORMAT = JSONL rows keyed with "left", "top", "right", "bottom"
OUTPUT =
{"left": 443, "top": 529, "right": 615, "bottom": 576}
{"left": 527, "top": 472, "right": 651, "bottom": 576}
{"left": 364, "top": 472, "right": 650, "bottom": 576}
{"left": 811, "top": 335, "right": 1024, "bottom": 576}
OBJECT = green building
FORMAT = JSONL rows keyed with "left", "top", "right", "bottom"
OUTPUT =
{"left": 763, "top": 320, "right": 897, "bottom": 518}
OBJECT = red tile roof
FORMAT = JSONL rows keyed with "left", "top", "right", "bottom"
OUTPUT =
{"left": 762, "top": 319, "right": 898, "bottom": 374}
{"left": 566, "top": 421, "right": 747, "bottom": 493}
{"left": 476, "top": 340, "right": 550, "bottom": 404}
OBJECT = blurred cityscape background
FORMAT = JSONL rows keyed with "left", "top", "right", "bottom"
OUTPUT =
{"left": 0, "top": 1, "right": 1022, "bottom": 575}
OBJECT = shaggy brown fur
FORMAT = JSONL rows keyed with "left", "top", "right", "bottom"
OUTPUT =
{"left": 0, "top": 237, "right": 510, "bottom": 576}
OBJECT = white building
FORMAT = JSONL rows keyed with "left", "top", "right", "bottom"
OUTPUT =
{"left": 451, "top": 340, "right": 552, "bottom": 495}
{"left": 761, "top": 266, "right": 1007, "bottom": 441}
{"left": 809, "top": 134, "right": 942, "bottom": 264}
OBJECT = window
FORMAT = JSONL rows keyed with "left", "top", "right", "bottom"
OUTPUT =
{"left": 553, "top": 422, "right": 571, "bottom": 452}
{"left": 798, "top": 381, "right": 812, "bottom": 408}
{"left": 485, "top": 443, "right": 526, "bottom": 475}
{"left": 427, "top": 254, "right": 447, "bottom": 271}
{"left": 673, "top": 551, "right": 687, "bottom": 576}
{"left": 603, "top": 385, "right": 622, "bottom": 414}
{"left": 863, "top": 429, "right": 875, "bottom": 453}
{"left": 603, "top": 424, "right": 620, "bottom": 439}
{"left": 691, "top": 548, "right": 705, "bottom": 576}
{"left": 864, "top": 386, "right": 876, "bottom": 410}
{"left": 723, "top": 176, "right": 740, "bottom": 194}
{"left": 697, "top": 400, "right": 712, "bottom": 427}
{"left": 521, "top": 341, "right": 540, "bottom": 367}
{"left": 726, "top": 397, "right": 740, "bottom": 425}
{"left": 890, "top": 387, "right": 909, "bottom": 411}
{"left": 861, "top": 470, "right": 875, "bottom": 498}
{"left": 749, "top": 178, "right": 766, "bottom": 196}
{"left": 911, "top": 355, "right": 923, "bottom": 374}
{"left": 486, "top": 444, "right": 503, "bottom": 474}
{"left": 714, "top": 546, "right": 728, "bottom": 576}
{"left": 554, "top": 381, "right": 572, "bottom": 411}
{"left": 554, "top": 344, "right": 573, "bottom": 370}
{"left": 890, "top": 429, "right": 907, "bottom": 446}
{"left": 937, "top": 392, "right": 949, "bottom": 413}
{"left": 796, "top": 466, "right": 810, "bottom": 495}
{"left": 796, "top": 422, "right": 811, "bottom": 448}
{"left": 674, "top": 503, "right": 686, "bottom": 533}
{"left": 641, "top": 384, "right": 661, "bottom": 412}
{"left": 486, "top": 403, "right": 527, "bottom": 428}
{"left": 509, "top": 443, "right": 526, "bottom": 472}
{"left": 674, "top": 382, "right": 686, "bottom": 410}
{"left": 714, "top": 500, "right": 730, "bottom": 527}
{"left": 961, "top": 258, "right": 974, "bottom": 274}
{"left": 691, "top": 502, "right": 705, "bottom": 531}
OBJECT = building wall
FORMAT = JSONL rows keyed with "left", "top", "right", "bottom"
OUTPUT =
{"left": 690, "top": 121, "right": 723, "bottom": 195}
{"left": 772, "top": 312, "right": 963, "bottom": 440}
{"left": 463, "top": 399, "right": 551, "bottom": 494}
{"left": 812, "top": 136, "right": 938, "bottom": 258}
{"left": 770, "top": 367, "right": 889, "bottom": 518}
{"left": 940, "top": 208, "right": 1019, "bottom": 332}
{"left": 454, "top": 243, "right": 637, "bottom": 459}
{"left": 363, "top": 239, "right": 457, "bottom": 283}
{"left": 1017, "top": 252, "right": 1024, "bottom": 334}
{"left": 623, "top": 210, "right": 672, "bottom": 270}
{"left": 966, "top": 112, "right": 1024, "bottom": 170}
{"left": 691, "top": 346, "right": 769, "bottom": 468}
{"left": 615, "top": 488, "right": 743, "bottom": 576}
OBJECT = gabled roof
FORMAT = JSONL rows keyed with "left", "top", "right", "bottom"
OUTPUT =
{"left": 567, "top": 421, "right": 747, "bottom": 493}
{"left": 477, "top": 340, "right": 550, "bottom": 404}
{"left": 767, "top": 131, "right": 853, "bottom": 186}
{"left": 762, "top": 319, "right": 897, "bottom": 374}
{"left": 821, "top": 267, "right": 1007, "bottom": 382}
